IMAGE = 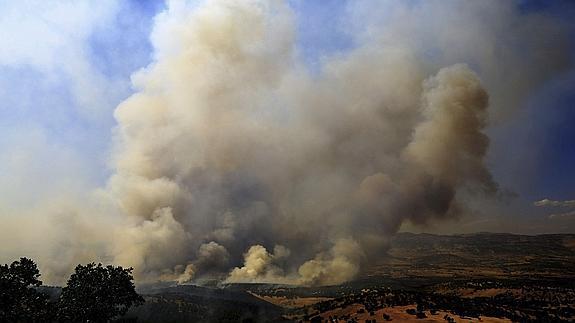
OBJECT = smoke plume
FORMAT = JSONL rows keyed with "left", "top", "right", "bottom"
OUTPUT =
{"left": 107, "top": 0, "right": 498, "bottom": 286}
{"left": 0, "top": 0, "right": 571, "bottom": 286}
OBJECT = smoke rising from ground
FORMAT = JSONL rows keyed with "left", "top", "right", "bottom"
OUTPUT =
{"left": 0, "top": 0, "right": 571, "bottom": 285}
{"left": 107, "top": 0, "right": 497, "bottom": 285}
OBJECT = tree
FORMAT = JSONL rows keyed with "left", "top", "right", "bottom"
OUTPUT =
{"left": 58, "top": 263, "right": 144, "bottom": 322}
{"left": 0, "top": 257, "right": 51, "bottom": 322}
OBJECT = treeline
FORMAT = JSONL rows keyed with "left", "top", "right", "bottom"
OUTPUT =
{"left": 0, "top": 258, "right": 144, "bottom": 322}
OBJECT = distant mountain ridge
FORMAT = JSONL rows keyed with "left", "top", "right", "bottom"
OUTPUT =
{"left": 364, "top": 232, "right": 575, "bottom": 280}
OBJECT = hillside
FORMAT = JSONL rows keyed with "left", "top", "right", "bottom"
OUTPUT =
{"left": 364, "top": 232, "right": 575, "bottom": 280}
{"left": 117, "top": 232, "right": 575, "bottom": 322}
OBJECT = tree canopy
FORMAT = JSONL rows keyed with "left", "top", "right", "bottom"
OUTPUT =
{"left": 58, "top": 263, "right": 144, "bottom": 322}
{"left": 0, "top": 257, "right": 51, "bottom": 322}
{"left": 0, "top": 258, "right": 144, "bottom": 322}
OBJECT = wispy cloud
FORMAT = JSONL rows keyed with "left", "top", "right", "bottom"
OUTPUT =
{"left": 549, "top": 210, "right": 575, "bottom": 219}
{"left": 534, "top": 198, "right": 575, "bottom": 208}
{"left": 534, "top": 198, "right": 575, "bottom": 220}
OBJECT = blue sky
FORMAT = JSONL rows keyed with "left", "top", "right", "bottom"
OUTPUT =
{"left": 512, "top": 0, "right": 575, "bottom": 201}
{"left": 0, "top": 0, "right": 574, "bottom": 233}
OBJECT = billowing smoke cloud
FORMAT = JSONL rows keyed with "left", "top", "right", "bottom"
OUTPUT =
{"left": 297, "top": 238, "right": 363, "bottom": 286}
{"left": 226, "top": 245, "right": 291, "bottom": 284}
{"left": 0, "top": 0, "right": 571, "bottom": 286}
{"left": 105, "top": 0, "right": 500, "bottom": 286}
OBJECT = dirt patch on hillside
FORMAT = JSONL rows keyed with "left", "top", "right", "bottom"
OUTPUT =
{"left": 309, "top": 304, "right": 511, "bottom": 323}
{"left": 249, "top": 292, "right": 331, "bottom": 309}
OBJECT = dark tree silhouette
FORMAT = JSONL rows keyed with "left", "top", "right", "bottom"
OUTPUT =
{"left": 58, "top": 263, "right": 144, "bottom": 322}
{"left": 0, "top": 257, "right": 51, "bottom": 322}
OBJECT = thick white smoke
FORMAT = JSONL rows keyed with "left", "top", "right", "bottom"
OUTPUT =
{"left": 0, "top": 0, "right": 570, "bottom": 285}
{"left": 106, "top": 0, "right": 500, "bottom": 285}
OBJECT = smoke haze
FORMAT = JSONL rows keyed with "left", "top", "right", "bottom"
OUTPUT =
{"left": 0, "top": 0, "right": 572, "bottom": 285}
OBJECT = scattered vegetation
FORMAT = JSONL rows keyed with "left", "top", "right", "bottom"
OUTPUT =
{"left": 287, "top": 279, "right": 575, "bottom": 322}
